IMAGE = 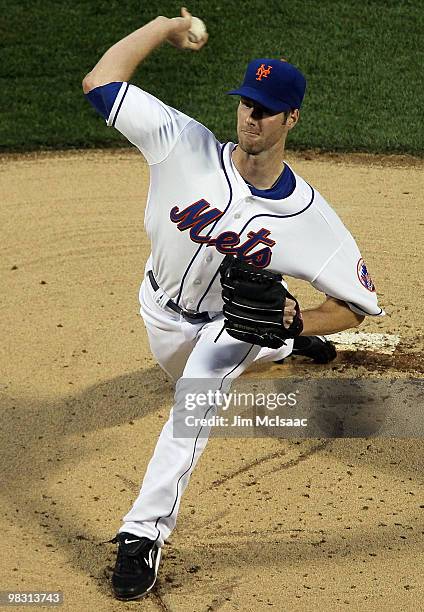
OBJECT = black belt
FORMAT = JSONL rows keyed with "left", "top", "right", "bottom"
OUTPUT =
{"left": 148, "top": 271, "right": 212, "bottom": 323}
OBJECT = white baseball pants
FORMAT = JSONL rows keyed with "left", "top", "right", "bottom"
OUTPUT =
{"left": 119, "top": 276, "right": 293, "bottom": 546}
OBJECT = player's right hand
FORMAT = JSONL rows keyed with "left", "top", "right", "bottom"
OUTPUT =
{"left": 166, "top": 7, "right": 208, "bottom": 51}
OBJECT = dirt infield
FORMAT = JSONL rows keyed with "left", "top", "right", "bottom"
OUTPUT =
{"left": 1, "top": 150, "right": 423, "bottom": 611}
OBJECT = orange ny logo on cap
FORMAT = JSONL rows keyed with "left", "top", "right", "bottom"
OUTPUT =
{"left": 256, "top": 63, "right": 272, "bottom": 81}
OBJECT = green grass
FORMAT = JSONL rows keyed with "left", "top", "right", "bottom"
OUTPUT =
{"left": 1, "top": 0, "right": 423, "bottom": 154}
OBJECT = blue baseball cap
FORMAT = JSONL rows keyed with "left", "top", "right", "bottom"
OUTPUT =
{"left": 227, "top": 58, "right": 306, "bottom": 113}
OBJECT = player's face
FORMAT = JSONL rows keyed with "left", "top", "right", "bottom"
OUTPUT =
{"left": 237, "top": 97, "right": 289, "bottom": 155}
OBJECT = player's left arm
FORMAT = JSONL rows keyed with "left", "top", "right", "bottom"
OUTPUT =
{"left": 282, "top": 235, "right": 383, "bottom": 336}
{"left": 284, "top": 296, "right": 364, "bottom": 336}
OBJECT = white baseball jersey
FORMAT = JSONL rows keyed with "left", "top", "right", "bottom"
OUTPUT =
{"left": 104, "top": 82, "right": 383, "bottom": 318}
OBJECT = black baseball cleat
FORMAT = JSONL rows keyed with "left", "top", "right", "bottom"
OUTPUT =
{"left": 111, "top": 532, "right": 162, "bottom": 601}
{"left": 275, "top": 335, "right": 337, "bottom": 364}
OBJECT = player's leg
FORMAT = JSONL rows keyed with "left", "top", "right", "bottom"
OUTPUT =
{"left": 138, "top": 277, "right": 199, "bottom": 381}
{"left": 254, "top": 336, "right": 337, "bottom": 365}
{"left": 118, "top": 316, "right": 261, "bottom": 546}
{"left": 111, "top": 280, "right": 211, "bottom": 600}
{"left": 254, "top": 339, "right": 294, "bottom": 364}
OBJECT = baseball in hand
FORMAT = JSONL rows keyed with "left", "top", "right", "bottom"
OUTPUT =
{"left": 188, "top": 16, "right": 207, "bottom": 43}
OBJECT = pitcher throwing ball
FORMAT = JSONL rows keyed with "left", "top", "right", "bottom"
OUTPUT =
{"left": 82, "top": 7, "right": 383, "bottom": 601}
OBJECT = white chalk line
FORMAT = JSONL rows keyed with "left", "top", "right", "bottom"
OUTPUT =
{"left": 327, "top": 332, "right": 400, "bottom": 355}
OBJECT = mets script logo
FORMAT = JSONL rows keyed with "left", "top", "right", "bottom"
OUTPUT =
{"left": 170, "top": 199, "right": 275, "bottom": 268}
{"left": 256, "top": 64, "right": 272, "bottom": 81}
{"left": 357, "top": 258, "right": 376, "bottom": 292}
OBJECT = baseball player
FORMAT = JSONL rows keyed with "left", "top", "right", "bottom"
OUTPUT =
{"left": 82, "top": 7, "right": 383, "bottom": 601}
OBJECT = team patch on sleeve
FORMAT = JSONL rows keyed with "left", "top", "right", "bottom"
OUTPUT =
{"left": 357, "top": 258, "right": 376, "bottom": 292}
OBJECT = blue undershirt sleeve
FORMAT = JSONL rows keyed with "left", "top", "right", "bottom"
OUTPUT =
{"left": 84, "top": 82, "right": 123, "bottom": 121}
